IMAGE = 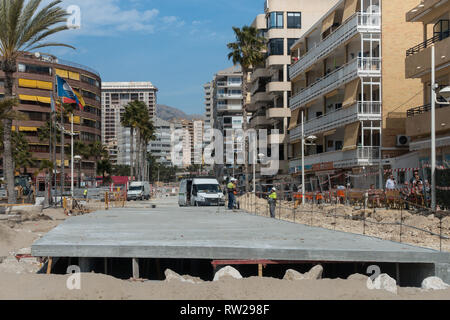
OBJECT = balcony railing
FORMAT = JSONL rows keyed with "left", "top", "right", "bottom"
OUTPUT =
{"left": 406, "top": 30, "right": 450, "bottom": 57}
{"left": 290, "top": 102, "right": 381, "bottom": 140}
{"left": 289, "top": 146, "right": 380, "bottom": 170}
{"left": 290, "top": 13, "right": 381, "bottom": 80}
{"left": 217, "top": 93, "right": 243, "bottom": 99}
{"left": 290, "top": 58, "right": 381, "bottom": 109}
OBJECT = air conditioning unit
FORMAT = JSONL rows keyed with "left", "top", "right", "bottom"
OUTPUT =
{"left": 396, "top": 135, "right": 411, "bottom": 147}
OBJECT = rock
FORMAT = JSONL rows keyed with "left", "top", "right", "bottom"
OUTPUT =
{"left": 283, "top": 269, "right": 306, "bottom": 281}
{"left": 367, "top": 274, "right": 398, "bottom": 295}
{"left": 213, "top": 266, "right": 242, "bottom": 281}
{"left": 306, "top": 265, "right": 323, "bottom": 280}
{"left": 428, "top": 214, "right": 435, "bottom": 220}
{"left": 164, "top": 269, "right": 203, "bottom": 284}
{"left": 421, "top": 277, "right": 450, "bottom": 290}
{"left": 347, "top": 273, "right": 369, "bottom": 281}
{"left": 283, "top": 265, "right": 323, "bottom": 281}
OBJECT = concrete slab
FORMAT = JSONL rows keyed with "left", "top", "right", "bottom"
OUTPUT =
{"left": 32, "top": 200, "right": 450, "bottom": 267}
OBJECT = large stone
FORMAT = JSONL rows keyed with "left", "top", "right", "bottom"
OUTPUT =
{"left": 421, "top": 277, "right": 450, "bottom": 290}
{"left": 283, "top": 269, "right": 306, "bottom": 281}
{"left": 213, "top": 266, "right": 242, "bottom": 281}
{"left": 306, "top": 265, "right": 323, "bottom": 280}
{"left": 164, "top": 269, "right": 203, "bottom": 284}
{"left": 367, "top": 274, "right": 398, "bottom": 295}
{"left": 347, "top": 273, "right": 369, "bottom": 281}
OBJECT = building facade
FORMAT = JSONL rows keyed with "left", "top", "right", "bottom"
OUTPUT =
{"left": 101, "top": 82, "right": 158, "bottom": 165}
{"left": 402, "top": 0, "right": 450, "bottom": 177}
{"left": 288, "top": 0, "right": 424, "bottom": 190}
{"left": 0, "top": 53, "right": 102, "bottom": 185}
{"left": 249, "top": 0, "right": 339, "bottom": 184}
{"left": 147, "top": 117, "right": 174, "bottom": 166}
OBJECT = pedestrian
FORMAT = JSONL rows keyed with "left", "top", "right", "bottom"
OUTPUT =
{"left": 268, "top": 187, "right": 277, "bottom": 218}
{"left": 400, "top": 182, "right": 411, "bottom": 210}
{"left": 227, "top": 179, "right": 236, "bottom": 210}
{"left": 385, "top": 175, "right": 397, "bottom": 190}
{"left": 83, "top": 188, "right": 88, "bottom": 200}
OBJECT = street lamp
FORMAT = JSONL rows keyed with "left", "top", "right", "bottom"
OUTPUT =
{"left": 431, "top": 45, "right": 450, "bottom": 211}
{"left": 74, "top": 155, "right": 82, "bottom": 189}
{"left": 301, "top": 111, "right": 317, "bottom": 206}
{"left": 252, "top": 148, "right": 265, "bottom": 196}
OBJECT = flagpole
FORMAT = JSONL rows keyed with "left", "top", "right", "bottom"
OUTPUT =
{"left": 71, "top": 113, "right": 74, "bottom": 198}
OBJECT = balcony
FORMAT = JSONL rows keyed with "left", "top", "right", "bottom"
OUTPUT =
{"left": 289, "top": 147, "right": 380, "bottom": 172}
{"left": 290, "top": 102, "right": 381, "bottom": 140}
{"left": 290, "top": 13, "right": 381, "bottom": 81}
{"left": 217, "top": 104, "right": 243, "bottom": 112}
{"left": 247, "top": 92, "right": 271, "bottom": 111}
{"left": 290, "top": 58, "right": 381, "bottom": 110}
{"left": 250, "top": 115, "right": 271, "bottom": 128}
{"left": 406, "top": 104, "right": 450, "bottom": 138}
{"left": 405, "top": 31, "right": 450, "bottom": 78}
{"left": 251, "top": 68, "right": 272, "bottom": 82}
{"left": 266, "top": 55, "right": 291, "bottom": 68}
{"left": 217, "top": 93, "right": 243, "bottom": 100}
{"left": 266, "top": 108, "right": 291, "bottom": 119}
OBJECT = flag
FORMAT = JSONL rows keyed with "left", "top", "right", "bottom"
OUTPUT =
{"left": 56, "top": 75, "right": 84, "bottom": 110}
{"left": 73, "top": 89, "right": 86, "bottom": 111}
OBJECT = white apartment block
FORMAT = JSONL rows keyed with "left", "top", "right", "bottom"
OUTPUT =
{"left": 101, "top": 82, "right": 158, "bottom": 165}
{"left": 148, "top": 117, "right": 175, "bottom": 166}
{"left": 249, "top": 0, "right": 339, "bottom": 180}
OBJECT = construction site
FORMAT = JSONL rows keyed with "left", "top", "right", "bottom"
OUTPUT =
{"left": 1, "top": 190, "right": 450, "bottom": 300}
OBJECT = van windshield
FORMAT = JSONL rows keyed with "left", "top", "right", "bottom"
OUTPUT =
{"left": 196, "top": 184, "right": 221, "bottom": 193}
{"left": 129, "top": 186, "right": 143, "bottom": 191}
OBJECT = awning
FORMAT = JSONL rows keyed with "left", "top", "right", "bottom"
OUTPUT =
{"left": 289, "top": 108, "right": 300, "bottom": 130}
{"left": 305, "top": 98, "right": 319, "bottom": 108}
{"left": 69, "top": 71, "right": 80, "bottom": 81}
{"left": 342, "top": 0, "right": 360, "bottom": 23}
{"left": 56, "top": 160, "right": 70, "bottom": 167}
{"left": 321, "top": 11, "right": 336, "bottom": 34}
{"left": 342, "top": 78, "right": 360, "bottom": 108}
{"left": 71, "top": 115, "right": 81, "bottom": 125}
{"left": 19, "top": 94, "right": 37, "bottom": 102}
{"left": 342, "top": 122, "right": 360, "bottom": 151}
{"left": 18, "top": 78, "right": 37, "bottom": 88}
{"left": 55, "top": 68, "right": 69, "bottom": 78}
{"left": 37, "top": 96, "right": 51, "bottom": 104}
{"left": 325, "top": 89, "right": 339, "bottom": 99}
{"left": 37, "top": 80, "right": 53, "bottom": 91}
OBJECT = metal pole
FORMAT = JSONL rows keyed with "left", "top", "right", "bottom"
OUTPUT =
{"left": 301, "top": 111, "right": 305, "bottom": 207}
{"left": 431, "top": 45, "right": 437, "bottom": 212}
{"left": 60, "top": 101, "right": 64, "bottom": 206}
{"left": 71, "top": 114, "right": 74, "bottom": 198}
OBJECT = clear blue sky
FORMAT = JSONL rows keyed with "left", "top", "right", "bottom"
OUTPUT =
{"left": 43, "top": 0, "right": 263, "bottom": 115}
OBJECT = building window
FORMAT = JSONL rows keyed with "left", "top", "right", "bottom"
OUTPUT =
{"left": 268, "top": 38, "right": 284, "bottom": 56}
{"left": 287, "top": 12, "right": 301, "bottom": 28}
{"left": 267, "top": 12, "right": 283, "bottom": 29}
{"left": 18, "top": 63, "right": 52, "bottom": 76}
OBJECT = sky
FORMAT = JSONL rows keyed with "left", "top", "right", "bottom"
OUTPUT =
{"left": 42, "top": 0, "right": 264, "bottom": 115}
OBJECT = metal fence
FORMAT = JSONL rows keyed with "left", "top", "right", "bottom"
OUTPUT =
{"left": 236, "top": 191, "right": 450, "bottom": 252}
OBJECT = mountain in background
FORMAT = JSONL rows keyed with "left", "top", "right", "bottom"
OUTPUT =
{"left": 156, "top": 104, "right": 205, "bottom": 121}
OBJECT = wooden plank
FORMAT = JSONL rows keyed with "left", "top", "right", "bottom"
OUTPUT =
{"left": 132, "top": 258, "right": 139, "bottom": 279}
{"left": 258, "top": 264, "right": 263, "bottom": 277}
{"left": 46, "top": 257, "right": 53, "bottom": 274}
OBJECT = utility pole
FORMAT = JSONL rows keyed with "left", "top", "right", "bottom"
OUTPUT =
{"left": 301, "top": 111, "right": 305, "bottom": 206}
{"left": 431, "top": 45, "right": 437, "bottom": 212}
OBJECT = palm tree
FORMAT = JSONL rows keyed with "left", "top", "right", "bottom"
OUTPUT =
{"left": 97, "top": 158, "right": 112, "bottom": 186}
{"left": 227, "top": 26, "right": 266, "bottom": 193}
{"left": 138, "top": 116, "right": 155, "bottom": 181}
{"left": 88, "top": 141, "right": 108, "bottom": 179}
{"left": 0, "top": 0, "right": 74, "bottom": 203}
{"left": 13, "top": 131, "right": 35, "bottom": 174}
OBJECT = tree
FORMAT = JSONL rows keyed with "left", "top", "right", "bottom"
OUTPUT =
{"left": 227, "top": 26, "right": 266, "bottom": 193}
{"left": 12, "top": 131, "right": 35, "bottom": 174}
{"left": 88, "top": 141, "right": 108, "bottom": 179}
{"left": 0, "top": 0, "right": 74, "bottom": 203}
{"left": 97, "top": 158, "right": 112, "bottom": 186}
{"left": 38, "top": 159, "right": 53, "bottom": 206}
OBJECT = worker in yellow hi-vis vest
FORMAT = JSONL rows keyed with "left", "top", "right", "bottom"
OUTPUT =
{"left": 268, "top": 187, "right": 277, "bottom": 219}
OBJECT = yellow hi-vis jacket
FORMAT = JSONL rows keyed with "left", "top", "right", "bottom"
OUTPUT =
{"left": 269, "top": 192, "right": 277, "bottom": 200}
{"left": 84, "top": 189, "right": 88, "bottom": 196}
{"left": 227, "top": 182, "right": 234, "bottom": 190}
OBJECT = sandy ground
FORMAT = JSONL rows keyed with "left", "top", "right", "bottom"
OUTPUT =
{"left": 238, "top": 194, "right": 450, "bottom": 252}
{"left": 0, "top": 201, "right": 449, "bottom": 300}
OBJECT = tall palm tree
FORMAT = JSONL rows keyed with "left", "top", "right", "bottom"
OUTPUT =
{"left": 13, "top": 131, "right": 35, "bottom": 174}
{"left": 88, "top": 141, "right": 108, "bottom": 180}
{"left": 138, "top": 115, "right": 155, "bottom": 181}
{"left": 0, "top": 0, "right": 74, "bottom": 203}
{"left": 227, "top": 26, "right": 266, "bottom": 193}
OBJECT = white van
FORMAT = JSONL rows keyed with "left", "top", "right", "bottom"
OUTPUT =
{"left": 178, "top": 177, "right": 225, "bottom": 207}
{"left": 127, "top": 181, "right": 151, "bottom": 201}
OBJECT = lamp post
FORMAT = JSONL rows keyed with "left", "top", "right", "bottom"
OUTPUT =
{"left": 431, "top": 45, "right": 450, "bottom": 212}
{"left": 74, "top": 155, "right": 82, "bottom": 189}
{"left": 301, "top": 110, "right": 317, "bottom": 206}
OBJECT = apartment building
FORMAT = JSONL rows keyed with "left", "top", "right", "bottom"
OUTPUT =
{"left": 101, "top": 82, "right": 158, "bottom": 165}
{"left": 0, "top": 52, "right": 102, "bottom": 184}
{"left": 179, "top": 119, "right": 204, "bottom": 167}
{"left": 402, "top": 0, "right": 450, "bottom": 175}
{"left": 147, "top": 117, "right": 173, "bottom": 166}
{"left": 288, "top": 0, "right": 424, "bottom": 189}
{"left": 204, "top": 81, "right": 214, "bottom": 130}
{"left": 249, "top": 0, "right": 339, "bottom": 183}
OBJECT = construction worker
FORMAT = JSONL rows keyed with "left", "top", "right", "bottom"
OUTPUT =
{"left": 227, "top": 178, "right": 236, "bottom": 210}
{"left": 83, "top": 188, "right": 88, "bottom": 200}
{"left": 268, "top": 187, "right": 277, "bottom": 218}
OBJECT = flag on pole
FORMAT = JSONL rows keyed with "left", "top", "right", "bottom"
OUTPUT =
{"left": 56, "top": 75, "right": 85, "bottom": 110}
{"left": 73, "top": 89, "right": 86, "bottom": 111}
